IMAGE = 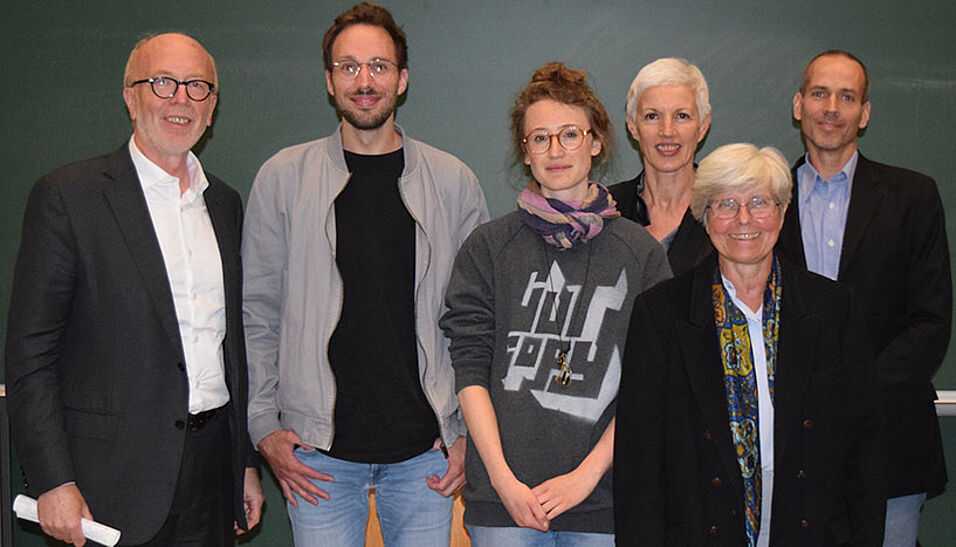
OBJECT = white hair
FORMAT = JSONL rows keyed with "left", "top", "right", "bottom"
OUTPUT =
{"left": 692, "top": 143, "right": 792, "bottom": 228}
{"left": 625, "top": 57, "right": 710, "bottom": 124}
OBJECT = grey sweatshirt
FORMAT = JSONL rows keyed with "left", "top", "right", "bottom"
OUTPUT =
{"left": 441, "top": 211, "right": 671, "bottom": 532}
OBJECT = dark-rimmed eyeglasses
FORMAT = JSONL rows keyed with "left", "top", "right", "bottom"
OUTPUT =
{"left": 522, "top": 125, "right": 592, "bottom": 154}
{"left": 707, "top": 196, "right": 780, "bottom": 219}
{"left": 330, "top": 58, "right": 397, "bottom": 79}
{"left": 129, "top": 76, "right": 216, "bottom": 102}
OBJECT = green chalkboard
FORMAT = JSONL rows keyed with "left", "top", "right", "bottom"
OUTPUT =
{"left": 2, "top": 1, "right": 954, "bottom": 544}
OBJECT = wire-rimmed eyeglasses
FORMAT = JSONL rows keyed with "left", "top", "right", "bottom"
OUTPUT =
{"left": 330, "top": 58, "right": 398, "bottom": 79}
{"left": 707, "top": 196, "right": 780, "bottom": 219}
{"left": 522, "top": 125, "right": 592, "bottom": 155}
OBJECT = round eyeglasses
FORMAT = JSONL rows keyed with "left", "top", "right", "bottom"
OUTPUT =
{"left": 130, "top": 76, "right": 215, "bottom": 102}
{"left": 522, "top": 125, "right": 592, "bottom": 155}
{"left": 707, "top": 196, "right": 780, "bottom": 219}
{"left": 331, "top": 58, "right": 397, "bottom": 79}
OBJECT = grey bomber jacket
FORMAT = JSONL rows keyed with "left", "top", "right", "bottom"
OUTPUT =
{"left": 242, "top": 124, "right": 489, "bottom": 450}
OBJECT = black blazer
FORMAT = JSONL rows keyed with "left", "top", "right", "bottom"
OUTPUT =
{"left": 5, "top": 145, "right": 253, "bottom": 543}
{"left": 608, "top": 173, "right": 712, "bottom": 276}
{"left": 777, "top": 153, "right": 950, "bottom": 498}
{"left": 614, "top": 255, "right": 883, "bottom": 546}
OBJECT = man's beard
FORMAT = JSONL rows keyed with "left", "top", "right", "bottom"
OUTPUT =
{"left": 336, "top": 91, "right": 397, "bottom": 130}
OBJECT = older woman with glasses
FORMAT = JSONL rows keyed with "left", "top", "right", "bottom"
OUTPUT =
{"left": 441, "top": 63, "right": 670, "bottom": 546}
{"left": 609, "top": 58, "right": 713, "bottom": 276}
{"left": 614, "top": 143, "right": 883, "bottom": 546}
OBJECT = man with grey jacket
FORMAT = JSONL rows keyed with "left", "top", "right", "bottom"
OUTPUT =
{"left": 242, "top": 3, "right": 488, "bottom": 544}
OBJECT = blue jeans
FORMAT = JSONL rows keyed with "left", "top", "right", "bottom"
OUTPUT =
{"left": 882, "top": 492, "right": 926, "bottom": 547}
{"left": 468, "top": 525, "right": 614, "bottom": 546}
{"left": 287, "top": 448, "right": 452, "bottom": 546}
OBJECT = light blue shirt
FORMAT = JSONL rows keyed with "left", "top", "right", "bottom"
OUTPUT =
{"left": 796, "top": 152, "right": 859, "bottom": 280}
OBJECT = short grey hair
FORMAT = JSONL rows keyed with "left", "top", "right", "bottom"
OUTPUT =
{"left": 691, "top": 143, "right": 792, "bottom": 228}
{"left": 625, "top": 58, "right": 710, "bottom": 123}
{"left": 123, "top": 33, "right": 219, "bottom": 91}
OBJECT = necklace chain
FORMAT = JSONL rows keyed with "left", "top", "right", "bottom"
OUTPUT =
{"left": 543, "top": 244, "right": 592, "bottom": 387}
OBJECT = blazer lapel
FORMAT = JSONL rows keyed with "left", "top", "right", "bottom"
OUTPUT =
{"left": 771, "top": 261, "right": 816, "bottom": 466}
{"left": 203, "top": 181, "right": 239, "bottom": 306}
{"left": 612, "top": 174, "right": 642, "bottom": 223}
{"left": 678, "top": 261, "right": 745, "bottom": 498}
{"left": 102, "top": 145, "right": 186, "bottom": 362}
{"left": 203, "top": 180, "right": 240, "bottom": 387}
{"left": 777, "top": 160, "right": 807, "bottom": 269}
{"left": 668, "top": 209, "right": 712, "bottom": 276}
{"left": 838, "top": 154, "right": 885, "bottom": 279}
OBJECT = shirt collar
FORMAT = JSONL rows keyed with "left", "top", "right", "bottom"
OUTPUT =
{"left": 128, "top": 136, "right": 209, "bottom": 197}
{"left": 721, "top": 273, "right": 763, "bottom": 319}
{"left": 798, "top": 150, "right": 859, "bottom": 200}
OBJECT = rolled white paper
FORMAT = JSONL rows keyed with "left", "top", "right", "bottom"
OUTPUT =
{"left": 13, "top": 494, "right": 121, "bottom": 546}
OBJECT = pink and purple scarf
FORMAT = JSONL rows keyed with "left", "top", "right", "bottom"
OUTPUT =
{"left": 517, "top": 181, "right": 620, "bottom": 250}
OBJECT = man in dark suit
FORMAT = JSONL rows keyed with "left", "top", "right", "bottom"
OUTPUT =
{"left": 5, "top": 33, "right": 263, "bottom": 546}
{"left": 778, "top": 49, "right": 951, "bottom": 546}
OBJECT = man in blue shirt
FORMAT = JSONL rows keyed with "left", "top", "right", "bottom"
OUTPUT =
{"left": 778, "top": 50, "right": 951, "bottom": 546}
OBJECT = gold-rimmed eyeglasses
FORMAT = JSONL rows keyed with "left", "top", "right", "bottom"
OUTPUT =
{"left": 522, "top": 125, "right": 592, "bottom": 154}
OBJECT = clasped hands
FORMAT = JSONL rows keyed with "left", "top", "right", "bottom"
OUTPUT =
{"left": 494, "top": 468, "right": 602, "bottom": 532}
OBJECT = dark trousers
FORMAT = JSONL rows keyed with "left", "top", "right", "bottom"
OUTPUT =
{"left": 127, "top": 408, "right": 234, "bottom": 546}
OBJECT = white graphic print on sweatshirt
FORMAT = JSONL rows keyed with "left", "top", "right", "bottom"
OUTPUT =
{"left": 503, "top": 260, "right": 626, "bottom": 423}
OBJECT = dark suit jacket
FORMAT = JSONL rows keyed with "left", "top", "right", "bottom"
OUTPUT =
{"left": 777, "top": 153, "right": 950, "bottom": 498}
{"left": 5, "top": 145, "right": 253, "bottom": 543}
{"left": 608, "top": 172, "right": 712, "bottom": 276}
{"left": 614, "top": 255, "right": 883, "bottom": 546}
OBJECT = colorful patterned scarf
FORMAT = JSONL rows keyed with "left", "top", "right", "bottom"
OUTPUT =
{"left": 712, "top": 256, "right": 781, "bottom": 547}
{"left": 517, "top": 181, "right": 620, "bottom": 249}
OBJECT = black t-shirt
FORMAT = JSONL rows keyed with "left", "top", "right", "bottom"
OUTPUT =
{"left": 326, "top": 149, "right": 439, "bottom": 463}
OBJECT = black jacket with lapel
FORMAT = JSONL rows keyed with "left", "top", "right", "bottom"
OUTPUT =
{"left": 608, "top": 173, "right": 712, "bottom": 276}
{"left": 777, "top": 153, "right": 950, "bottom": 498}
{"left": 5, "top": 144, "right": 252, "bottom": 543}
{"left": 614, "top": 254, "right": 883, "bottom": 546}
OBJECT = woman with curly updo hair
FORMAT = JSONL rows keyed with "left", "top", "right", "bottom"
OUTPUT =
{"left": 441, "top": 62, "right": 671, "bottom": 545}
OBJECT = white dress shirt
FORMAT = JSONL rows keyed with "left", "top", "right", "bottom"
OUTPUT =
{"left": 723, "top": 275, "right": 774, "bottom": 547}
{"left": 129, "top": 138, "right": 229, "bottom": 414}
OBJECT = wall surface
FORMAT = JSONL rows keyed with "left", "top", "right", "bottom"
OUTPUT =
{"left": 2, "top": 0, "right": 954, "bottom": 544}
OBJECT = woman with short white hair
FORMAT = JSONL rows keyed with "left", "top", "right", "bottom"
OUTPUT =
{"left": 614, "top": 143, "right": 884, "bottom": 546}
{"left": 609, "top": 58, "right": 713, "bottom": 275}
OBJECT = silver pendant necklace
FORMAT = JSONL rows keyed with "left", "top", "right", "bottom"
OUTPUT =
{"left": 543, "top": 244, "right": 592, "bottom": 387}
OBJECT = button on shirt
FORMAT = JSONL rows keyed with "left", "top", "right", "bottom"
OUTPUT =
{"left": 129, "top": 138, "right": 229, "bottom": 414}
{"left": 797, "top": 152, "right": 858, "bottom": 280}
{"left": 722, "top": 275, "right": 774, "bottom": 547}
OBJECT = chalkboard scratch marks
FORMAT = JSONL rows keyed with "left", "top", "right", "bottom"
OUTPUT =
{"left": 887, "top": 78, "right": 956, "bottom": 91}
